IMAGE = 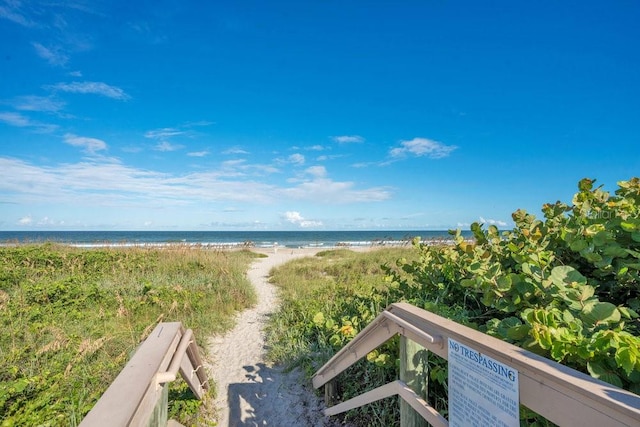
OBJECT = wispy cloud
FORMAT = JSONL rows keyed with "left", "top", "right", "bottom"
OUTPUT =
{"left": 390, "top": 137, "right": 457, "bottom": 159}
{"left": 0, "top": 2, "right": 36, "bottom": 27}
{"left": 288, "top": 153, "right": 305, "bottom": 165}
{"left": 479, "top": 216, "right": 508, "bottom": 227}
{"left": 46, "top": 81, "right": 130, "bottom": 100}
{"left": 0, "top": 156, "right": 390, "bottom": 211}
{"left": 32, "top": 42, "right": 69, "bottom": 66}
{"left": 153, "top": 141, "right": 184, "bottom": 152}
{"left": 144, "top": 128, "right": 186, "bottom": 139}
{"left": 187, "top": 150, "right": 210, "bottom": 157}
{"left": 10, "top": 95, "right": 65, "bottom": 112}
{"left": 283, "top": 176, "right": 391, "bottom": 203}
{"left": 18, "top": 215, "right": 33, "bottom": 225}
{"left": 284, "top": 211, "right": 323, "bottom": 228}
{"left": 332, "top": 135, "right": 364, "bottom": 143}
{"left": 223, "top": 147, "right": 249, "bottom": 155}
{"left": 305, "top": 165, "right": 326, "bottom": 178}
{"left": 0, "top": 112, "right": 30, "bottom": 127}
{"left": 64, "top": 133, "right": 107, "bottom": 154}
{"left": 0, "top": 111, "right": 58, "bottom": 133}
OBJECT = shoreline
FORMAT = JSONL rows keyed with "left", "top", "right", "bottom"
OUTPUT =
{"left": 0, "top": 237, "right": 460, "bottom": 250}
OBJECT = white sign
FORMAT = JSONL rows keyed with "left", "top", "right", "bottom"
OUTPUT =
{"left": 448, "top": 338, "right": 519, "bottom": 427}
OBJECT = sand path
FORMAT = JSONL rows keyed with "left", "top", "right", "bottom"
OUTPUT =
{"left": 207, "top": 249, "right": 342, "bottom": 427}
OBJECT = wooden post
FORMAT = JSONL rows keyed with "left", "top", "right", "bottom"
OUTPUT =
{"left": 325, "top": 379, "right": 337, "bottom": 407}
{"left": 400, "top": 336, "right": 429, "bottom": 427}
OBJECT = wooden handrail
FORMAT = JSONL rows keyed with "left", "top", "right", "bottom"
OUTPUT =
{"left": 313, "top": 303, "right": 640, "bottom": 427}
{"left": 80, "top": 322, "right": 208, "bottom": 427}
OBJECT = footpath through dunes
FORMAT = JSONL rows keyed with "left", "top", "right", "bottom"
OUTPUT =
{"left": 206, "top": 248, "right": 345, "bottom": 427}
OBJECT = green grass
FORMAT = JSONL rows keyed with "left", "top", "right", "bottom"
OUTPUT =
{"left": 0, "top": 244, "right": 260, "bottom": 426}
{"left": 264, "top": 247, "right": 418, "bottom": 426}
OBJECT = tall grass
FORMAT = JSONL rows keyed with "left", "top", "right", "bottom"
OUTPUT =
{"left": 264, "top": 247, "right": 418, "bottom": 425}
{"left": 0, "top": 244, "right": 259, "bottom": 426}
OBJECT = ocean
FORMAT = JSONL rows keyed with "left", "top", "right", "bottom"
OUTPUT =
{"left": 0, "top": 230, "right": 470, "bottom": 249}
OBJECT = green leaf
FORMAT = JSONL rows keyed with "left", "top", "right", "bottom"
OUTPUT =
{"left": 581, "top": 302, "right": 621, "bottom": 326}
{"left": 585, "top": 223, "right": 605, "bottom": 236}
{"left": 312, "top": 312, "right": 325, "bottom": 325}
{"left": 594, "top": 230, "right": 615, "bottom": 246}
{"left": 550, "top": 265, "right": 587, "bottom": 287}
{"left": 569, "top": 238, "right": 588, "bottom": 252}
{"left": 587, "top": 361, "right": 623, "bottom": 387}
{"left": 603, "top": 244, "right": 628, "bottom": 258}
{"left": 578, "top": 178, "right": 595, "bottom": 191}
{"left": 620, "top": 220, "right": 640, "bottom": 232}
{"left": 615, "top": 347, "right": 636, "bottom": 376}
{"left": 329, "top": 334, "right": 341, "bottom": 347}
{"left": 506, "top": 324, "right": 531, "bottom": 340}
{"left": 551, "top": 341, "right": 567, "bottom": 361}
{"left": 496, "top": 275, "right": 512, "bottom": 292}
{"left": 618, "top": 306, "right": 638, "bottom": 319}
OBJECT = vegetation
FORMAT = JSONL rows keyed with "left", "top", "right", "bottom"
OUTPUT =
{"left": 266, "top": 178, "right": 640, "bottom": 426}
{"left": 266, "top": 248, "right": 419, "bottom": 425}
{"left": 0, "top": 245, "right": 259, "bottom": 426}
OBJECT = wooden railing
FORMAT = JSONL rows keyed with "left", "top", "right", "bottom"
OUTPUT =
{"left": 80, "top": 322, "right": 208, "bottom": 427}
{"left": 313, "top": 303, "right": 640, "bottom": 427}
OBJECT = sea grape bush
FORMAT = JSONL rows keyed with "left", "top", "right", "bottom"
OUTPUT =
{"left": 269, "top": 179, "right": 638, "bottom": 425}
{"left": 386, "top": 178, "right": 640, "bottom": 396}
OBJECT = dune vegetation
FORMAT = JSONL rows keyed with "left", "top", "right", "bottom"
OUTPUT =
{"left": 266, "top": 178, "right": 640, "bottom": 426}
{"left": 0, "top": 245, "right": 259, "bottom": 426}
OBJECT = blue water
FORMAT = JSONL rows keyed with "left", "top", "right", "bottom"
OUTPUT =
{"left": 0, "top": 230, "right": 470, "bottom": 249}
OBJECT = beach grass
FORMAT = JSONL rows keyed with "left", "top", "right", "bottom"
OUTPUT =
{"left": 0, "top": 244, "right": 259, "bottom": 426}
{"left": 264, "top": 247, "right": 419, "bottom": 425}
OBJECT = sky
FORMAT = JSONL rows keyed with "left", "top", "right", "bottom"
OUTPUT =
{"left": 1, "top": 1, "right": 639, "bottom": 231}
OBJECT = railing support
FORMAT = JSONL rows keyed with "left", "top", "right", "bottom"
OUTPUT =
{"left": 80, "top": 322, "right": 208, "bottom": 427}
{"left": 400, "top": 336, "right": 429, "bottom": 427}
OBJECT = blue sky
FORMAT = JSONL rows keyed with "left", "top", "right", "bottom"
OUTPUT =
{"left": 1, "top": 1, "right": 638, "bottom": 231}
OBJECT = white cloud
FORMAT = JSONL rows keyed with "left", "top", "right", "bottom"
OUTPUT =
{"left": 154, "top": 141, "right": 184, "bottom": 152}
{"left": 0, "top": 157, "right": 391, "bottom": 220}
{"left": 47, "top": 81, "right": 130, "bottom": 100}
{"left": 64, "top": 133, "right": 107, "bottom": 154}
{"left": 187, "top": 150, "right": 210, "bottom": 157}
{"left": 223, "top": 147, "right": 249, "bottom": 155}
{"left": 32, "top": 42, "right": 69, "bottom": 66}
{"left": 284, "top": 211, "right": 323, "bottom": 228}
{"left": 390, "top": 137, "right": 457, "bottom": 159}
{"left": 18, "top": 215, "right": 33, "bottom": 225}
{"left": 288, "top": 153, "right": 305, "bottom": 165}
{"left": 332, "top": 135, "right": 364, "bottom": 143}
{"left": 144, "top": 128, "right": 186, "bottom": 140}
{"left": 0, "top": 111, "right": 58, "bottom": 133}
{"left": 0, "top": 112, "right": 29, "bottom": 127}
{"left": 283, "top": 177, "right": 390, "bottom": 203}
{"left": 479, "top": 216, "right": 508, "bottom": 227}
{"left": 0, "top": 3, "right": 36, "bottom": 27}
{"left": 11, "top": 95, "right": 65, "bottom": 112}
{"left": 305, "top": 166, "right": 326, "bottom": 178}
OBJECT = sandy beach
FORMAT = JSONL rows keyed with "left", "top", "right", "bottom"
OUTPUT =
{"left": 206, "top": 247, "right": 350, "bottom": 427}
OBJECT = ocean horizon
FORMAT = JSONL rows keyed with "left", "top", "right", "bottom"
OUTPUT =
{"left": 0, "top": 230, "right": 472, "bottom": 249}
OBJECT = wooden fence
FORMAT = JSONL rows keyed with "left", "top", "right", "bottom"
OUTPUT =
{"left": 313, "top": 303, "right": 640, "bottom": 427}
